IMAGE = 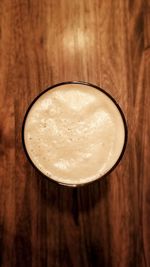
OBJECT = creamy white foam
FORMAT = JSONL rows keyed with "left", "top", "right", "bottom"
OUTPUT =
{"left": 24, "top": 83, "right": 125, "bottom": 185}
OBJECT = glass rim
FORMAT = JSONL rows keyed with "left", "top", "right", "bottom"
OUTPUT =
{"left": 22, "top": 81, "right": 128, "bottom": 187}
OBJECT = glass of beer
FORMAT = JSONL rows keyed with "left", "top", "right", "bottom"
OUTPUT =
{"left": 22, "top": 81, "right": 127, "bottom": 186}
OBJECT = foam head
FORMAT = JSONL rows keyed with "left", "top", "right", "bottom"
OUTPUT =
{"left": 23, "top": 82, "right": 127, "bottom": 185}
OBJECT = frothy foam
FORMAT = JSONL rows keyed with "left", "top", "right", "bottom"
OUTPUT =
{"left": 24, "top": 83, "right": 125, "bottom": 185}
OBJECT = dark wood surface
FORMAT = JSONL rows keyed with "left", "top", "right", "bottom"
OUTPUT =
{"left": 0, "top": 0, "right": 150, "bottom": 266}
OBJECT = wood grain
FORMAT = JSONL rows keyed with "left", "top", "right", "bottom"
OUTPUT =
{"left": 0, "top": 0, "right": 150, "bottom": 266}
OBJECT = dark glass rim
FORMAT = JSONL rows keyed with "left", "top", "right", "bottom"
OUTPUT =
{"left": 22, "top": 81, "right": 128, "bottom": 187}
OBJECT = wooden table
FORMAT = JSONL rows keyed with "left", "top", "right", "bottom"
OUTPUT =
{"left": 0, "top": 0, "right": 150, "bottom": 266}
